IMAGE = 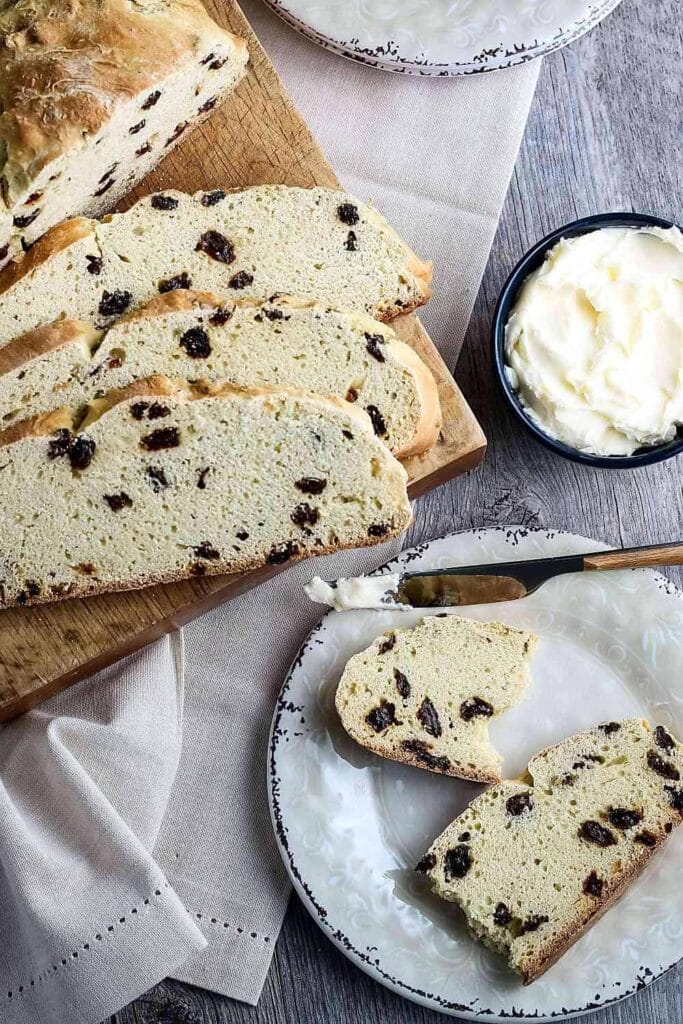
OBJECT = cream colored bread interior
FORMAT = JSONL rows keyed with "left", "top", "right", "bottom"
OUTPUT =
{"left": 0, "top": 292, "right": 441, "bottom": 458}
{"left": 0, "top": 186, "right": 432, "bottom": 344}
{"left": 419, "top": 719, "right": 683, "bottom": 982}
{"left": 336, "top": 615, "right": 538, "bottom": 783}
{"left": 0, "top": 376, "right": 412, "bottom": 608}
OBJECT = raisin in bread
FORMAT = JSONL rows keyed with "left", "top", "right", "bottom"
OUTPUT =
{"left": 0, "top": 187, "right": 432, "bottom": 345}
{"left": 0, "top": 291, "right": 441, "bottom": 458}
{"left": 335, "top": 615, "right": 538, "bottom": 783}
{"left": 0, "top": 0, "right": 248, "bottom": 267}
{"left": 0, "top": 375, "right": 412, "bottom": 608}
{"left": 418, "top": 719, "right": 683, "bottom": 983}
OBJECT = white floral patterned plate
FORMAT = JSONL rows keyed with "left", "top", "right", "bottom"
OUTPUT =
{"left": 268, "top": 526, "right": 683, "bottom": 1020}
{"left": 260, "top": 0, "right": 623, "bottom": 76}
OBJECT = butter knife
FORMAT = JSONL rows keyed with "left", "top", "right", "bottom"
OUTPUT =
{"left": 307, "top": 542, "right": 683, "bottom": 609}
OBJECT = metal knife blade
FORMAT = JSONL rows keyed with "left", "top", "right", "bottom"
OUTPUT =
{"left": 307, "top": 543, "right": 683, "bottom": 610}
{"left": 394, "top": 553, "right": 587, "bottom": 607}
{"left": 397, "top": 572, "right": 528, "bottom": 606}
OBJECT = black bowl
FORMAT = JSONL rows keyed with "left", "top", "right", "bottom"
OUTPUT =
{"left": 492, "top": 212, "right": 683, "bottom": 469}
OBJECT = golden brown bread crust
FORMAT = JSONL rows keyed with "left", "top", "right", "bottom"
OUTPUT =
{"left": 0, "top": 288, "right": 238, "bottom": 380}
{"left": 127, "top": 289, "right": 424, "bottom": 322}
{"left": 373, "top": 298, "right": 426, "bottom": 322}
{"left": 0, "top": 402, "right": 76, "bottom": 445}
{"left": 80, "top": 373, "right": 389, "bottom": 434}
{"left": 406, "top": 253, "right": 434, "bottom": 307}
{"left": 0, "top": 374, "right": 175, "bottom": 446}
{"left": 362, "top": 741, "right": 501, "bottom": 784}
{"left": 0, "top": 372, "right": 398, "bottom": 443}
{"left": 0, "top": 216, "right": 94, "bottom": 293}
{"left": 515, "top": 719, "right": 682, "bottom": 982}
{"left": 118, "top": 290, "right": 332, "bottom": 322}
{"left": 119, "top": 288, "right": 235, "bottom": 321}
{"left": 520, "top": 822, "right": 675, "bottom": 982}
{"left": 385, "top": 336, "right": 441, "bottom": 458}
{"left": 0, "top": 0, "right": 247, "bottom": 205}
{"left": 0, "top": 318, "right": 99, "bottom": 375}
{"left": 79, "top": 373, "right": 203, "bottom": 426}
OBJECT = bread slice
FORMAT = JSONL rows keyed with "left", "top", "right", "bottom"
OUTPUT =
{"left": 0, "top": 0, "right": 248, "bottom": 266}
{"left": 335, "top": 615, "right": 538, "bottom": 783}
{"left": 418, "top": 719, "right": 683, "bottom": 983}
{"left": 0, "top": 375, "right": 412, "bottom": 609}
{"left": 0, "top": 186, "right": 432, "bottom": 345}
{"left": 0, "top": 291, "right": 441, "bottom": 459}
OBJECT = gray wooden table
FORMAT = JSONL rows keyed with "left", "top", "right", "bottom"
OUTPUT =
{"left": 112, "top": 2, "right": 683, "bottom": 1021}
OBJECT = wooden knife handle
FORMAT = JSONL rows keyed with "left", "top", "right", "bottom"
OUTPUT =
{"left": 584, "top": 543, "right": 683, "bottom": 571}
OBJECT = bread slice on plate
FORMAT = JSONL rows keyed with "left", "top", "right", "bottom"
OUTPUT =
{"left": 417, "top": 718, "right": 683, "bottom": 984}
{"left": 0, "top": 291, "right": 441, "bottom": 459}
{"left": 0, "top": 186, "right": 433, "bottom": 345}
{"left": 335, "top": 615, "right": 538, "bottom": 783}
{"left": 0, "top": 0, "right": 248, "bottom": 266}
{"left": 0, "top": 375, "right": 412, "bottom": 609}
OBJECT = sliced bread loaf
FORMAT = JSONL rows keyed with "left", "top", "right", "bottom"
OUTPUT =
{"left": 0, "top": 0, "right": 248, "bottom": 266}
{"left": 0, "top": 375, "right": 412, "bottom": 609}
{"left": 0, "top": 186, "right": 432, "bottom": 345}
{"left": 0, "top": 291, "right": 441, "bottom": 458}
{"left": 335, "top": 615, "right": 538, "bottom": 783}
{"left": 418, "top": 719, "right": 683, "bottom": 983}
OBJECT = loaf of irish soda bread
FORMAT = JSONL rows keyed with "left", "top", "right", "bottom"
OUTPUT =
{"left": 418, "top": 719, "right": 683, "bottom": 983}
{"left": 0, "top": 0, "right": 248, "bottom": 267}
{"left": 0, "top": 291, "right": 441, "bottom": 458}
{"left": 0, "top": 187, "right": 432, "bottom": 344}
{"left": 336, "top": 615, "right": 538, "bottom": 783}
{"left": 0, "top": 376, "right": 412, "bottom": 608}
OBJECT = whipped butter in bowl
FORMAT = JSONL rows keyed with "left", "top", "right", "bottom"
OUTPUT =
{"left": 494, "top": 214, "right": 683, "bottom": 467}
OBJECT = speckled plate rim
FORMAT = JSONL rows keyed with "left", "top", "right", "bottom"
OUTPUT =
{"left": 267, "top": 525, "right": 683, "bottom": 1021}
{"left": 260, "top": 0, "right": 623, "bottom": 76}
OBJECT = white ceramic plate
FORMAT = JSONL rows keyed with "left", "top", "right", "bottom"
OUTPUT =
{"left": 268, "top": 526, "right": 683, "bottom": 1021}
{"left": 261, "top": 0, "right": 623, "bottom": 76}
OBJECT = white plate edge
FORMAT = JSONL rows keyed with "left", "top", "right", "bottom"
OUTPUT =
{"left": 267, "top": 525, "right": 683, "bottom": 1021}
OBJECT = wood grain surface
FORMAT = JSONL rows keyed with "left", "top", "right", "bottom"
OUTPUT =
{"left": 109, "top": 0, "right": 683, "bottom": 1022}
{"left": 585, "top": 543, "right": 683, "bottom": 571}
{"left": 0, "top": 0, "right": 485, "bottom": 723}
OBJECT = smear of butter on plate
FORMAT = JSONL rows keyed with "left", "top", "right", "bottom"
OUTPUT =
{"left": 304, "top": 573, "right": 404, "bottom": 610}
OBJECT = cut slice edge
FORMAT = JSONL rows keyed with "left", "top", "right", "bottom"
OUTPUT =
{"left": 0, "top": 373, "right": 390, "bottom": 444}
{"left": 0, "top": 186, "right": 434, "bottom": 324}
{"left": 418, "top": 718, "right": 683, "bottom": 984}
{"left": 0, "top": 373, "right": 414, "bottom": 608}
{"left": 0, "top": 290, "right": 442, "bottom": 458}
{"left": 335, "top": 614, "right": 538, "bottom": 784}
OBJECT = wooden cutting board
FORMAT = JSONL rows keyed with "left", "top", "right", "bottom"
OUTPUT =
{"left": 0, "top": 0, "right": 486, "bottom": 721}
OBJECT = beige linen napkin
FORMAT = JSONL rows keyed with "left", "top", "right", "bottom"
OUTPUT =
{"left": 0, "top": 640, "right": 207, "bottom": 1023}
{"left": 0, "top": 4, "right": 539, "bottom": 1021}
